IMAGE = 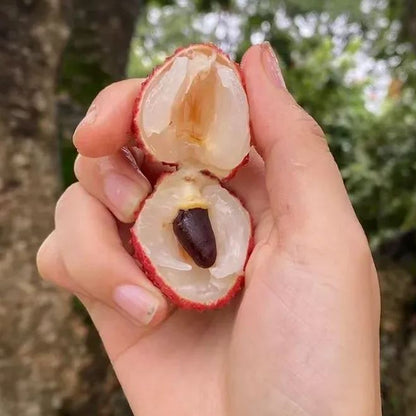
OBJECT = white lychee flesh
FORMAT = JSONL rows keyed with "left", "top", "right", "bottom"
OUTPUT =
{"left": 132, "top": 168, "right": 252, "bottom": 306}
{"left": 134, "top": 44, "right": 250, "bottom": 179}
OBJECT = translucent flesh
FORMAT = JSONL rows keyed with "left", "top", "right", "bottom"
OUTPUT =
{"left": 134, "top": 169, "right": 251, "bottom": 303}
{"left": 139, "top": 48, "right": 250, "bottom": 178}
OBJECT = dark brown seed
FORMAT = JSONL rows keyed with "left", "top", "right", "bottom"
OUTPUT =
{"left": 172, "top": 208, "right": 217, "bottom": 268}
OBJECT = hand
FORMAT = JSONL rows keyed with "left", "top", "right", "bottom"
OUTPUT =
{"left": 37, "top": 43, "right": 381, "bottom": 416}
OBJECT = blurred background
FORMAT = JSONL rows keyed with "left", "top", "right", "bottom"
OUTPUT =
{"left": 1, "top": 0, "right": 415, "bottom": 414}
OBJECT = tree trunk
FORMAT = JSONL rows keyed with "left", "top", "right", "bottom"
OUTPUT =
{"left": 0, "top": 0, "right": 142, "bottom": 414}
{"left": 61, "top": 0, "right": 142, "bottom": 102}
{"left": 0, "top": 1, "right": 87, "bottom": 415}
{"left": 58, "top": 0, "right": 142, "bottom": 186}
{"left": 57, "top": 1, "right": 142, "bottom": 415}
{"left": 376, "top": 231, "right": 416, "bottom": 416}
{"left": 402, "top": 0, "right": 416, "bottom": 53}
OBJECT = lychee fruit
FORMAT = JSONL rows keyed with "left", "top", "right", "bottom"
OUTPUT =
{"left": 131, "top": 43, "right": 253, "bottom": 310}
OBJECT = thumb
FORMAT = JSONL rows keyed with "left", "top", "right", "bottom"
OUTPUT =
{"left": 241, "top": 43, "right": 358, "bottom": 241}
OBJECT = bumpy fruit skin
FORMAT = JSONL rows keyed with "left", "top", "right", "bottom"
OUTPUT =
{"left": 132, "top": 231, "right": 245, "bottom": 310}
{"left": 131, "top": 43, "right": 254, "bottom": 310}
{"left": 131, "top": 42, "right": 250, "bottom": 181}
{"left": 131, "top": 171, "right": 254, "bottom": 310}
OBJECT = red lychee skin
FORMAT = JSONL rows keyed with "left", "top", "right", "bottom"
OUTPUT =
{"left": 131, "top": 43, "right": 251, "bottom": 181}
{"left": 131, "top": 231, "right": 246, "bottom": 310}
{"left": 131, "top": 43, "right": 254, "bottom": 309}
{"left": 131, "top": 170, "right": 254, "bottom": 310}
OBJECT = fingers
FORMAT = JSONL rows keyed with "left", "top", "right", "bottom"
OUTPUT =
{"left": 241, "top": 44, "right": 359, "bottom": 242}
{"left": 77, "top": 293, "right": 151, "bottom": 361}
{"left": 37, "top": 231, "right": 159, "bottom": 359}
{"left": 73, "top": 79, "right": 144, "bottom": 158}
{"left": 37, "top": 231, "right": 88, "bottom": 296}
{"left": 74, "top": 149, "right": 151, "bottom": 223}
{"left": 226, "top": 148, "right": 269, "bottom": 228}
{"left": 53, "top": 182, "right": 168, "bottom": 326}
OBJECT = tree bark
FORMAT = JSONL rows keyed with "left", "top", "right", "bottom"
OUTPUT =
{"left": 56, "top": 2, "right": 141, "bottom": 415}
{"left": 58, "top": 0, "right": 142, "bottom": 186}
{"left": 59, "top": 0, "right": 142, "bottom": 107}
{"left": 376, "top": 231, "right": 416, "bottom": 416}
{"left": 402, "top": 0, "right": 416, "bottom": 53}
{"left": 0, "top": 1, "right": 87, "bottom": 415}
{"left": 0, "top": 0, "right": 142, "bottom": 414}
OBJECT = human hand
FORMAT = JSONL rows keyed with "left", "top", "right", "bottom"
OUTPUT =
{"left": 37, "top": 43, "right": 381, "bottom": 416}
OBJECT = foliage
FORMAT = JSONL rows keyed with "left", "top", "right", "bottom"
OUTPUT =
{"left": 60, "top": 55, "right": 114, "bottom": 107}
{"left": 128, "top": 0, "right": 416, "bottom": 244}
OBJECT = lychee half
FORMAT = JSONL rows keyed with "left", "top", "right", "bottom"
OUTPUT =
{"left": 132, "top": 43, "right": 251, "bottom": 180}
{"left": 132, "top": 168, "right": 252, "bottom": 309}
{"left": 131, "top": 43, "right": 253, "bottom": 309}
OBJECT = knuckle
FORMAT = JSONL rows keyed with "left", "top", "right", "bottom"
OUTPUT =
{"left": 304, "top": 116, "right": 327, "bottom": 149}
{"left": 291, "top": 104, "right": 327, "bottom": 145}
{"left": 285, "top": 109, "right": 331, "bottom": 170}
{"left": 55, "top": 182, "right": 83, "bottom": 220}
{"left": 36, "top": 237, "right": 54, "bottom": 281}
{"left": 36, "top": 247, "right": 48, "bottom": 281}
{"left": 73, "top": 154, "right": 83, "bottom": 180}
{"left": 345, "top": 222, "right": 373, "bottom": 262}
{"left": 305, "top": 115, "right": 326, "bottom": 141}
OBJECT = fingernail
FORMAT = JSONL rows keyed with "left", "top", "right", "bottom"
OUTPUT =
{"left": 113, "top": 285, "right": 159, "bottom": 325}
{"left": 260, "top": 42, "right": 286, "bottom": 89}
{"left": 103, "top": 172, "right": 149, "bottom": 221}
{"left": 73, "top": 103, "right": 98, "bottom": 140}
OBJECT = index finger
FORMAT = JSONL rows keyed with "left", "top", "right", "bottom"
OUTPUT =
{"left": 73, "top": 78, "right": 144, "bottom": 157}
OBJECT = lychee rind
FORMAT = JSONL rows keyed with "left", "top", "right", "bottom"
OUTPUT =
{"left": 132, "top": 43, "right": 251, "bottom": 181}
{"left": 132, "top": 231, "right": 245, "bottom": 310}
{"left": 131, "top": 43, "right": 254, "bottom": 310}
{"left": 131, "top": 169, "right": 253, "bottom": 310}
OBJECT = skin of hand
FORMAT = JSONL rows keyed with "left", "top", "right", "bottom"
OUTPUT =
{"left": 37, "top": 43, "right": 381, "bottom": 416}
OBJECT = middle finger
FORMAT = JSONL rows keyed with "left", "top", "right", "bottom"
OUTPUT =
{"left": 74, "top": 149, "right": 151, "bottom": 223}
{"left": 54, "top": 182, "right": 168, "bottom": 326}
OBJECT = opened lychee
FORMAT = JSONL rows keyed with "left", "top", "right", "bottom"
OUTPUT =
{"left": 131, "top": 44, "right": 253, "bottom": 309}
{"left": 132, "top": 43, "right": 250, "bottom": 179}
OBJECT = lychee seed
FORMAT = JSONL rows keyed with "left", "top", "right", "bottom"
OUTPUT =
{"left": 132, "top": 168, "right": 252, "bottom": 308}
{"left": 173, "top": 208, "right": 217, "bottom": 268}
